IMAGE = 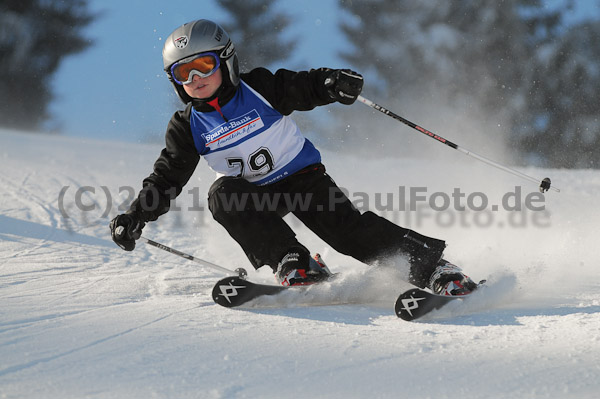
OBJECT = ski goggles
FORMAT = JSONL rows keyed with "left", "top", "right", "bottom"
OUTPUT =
{"left": 170, "top": 52, "right": 220, "bottom": 85}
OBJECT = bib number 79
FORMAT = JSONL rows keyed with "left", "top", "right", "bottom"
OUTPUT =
{"left": 226, "top": 147, "right": 274, "bottom": 178}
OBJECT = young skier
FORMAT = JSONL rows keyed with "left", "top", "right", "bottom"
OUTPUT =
{"left": 110, "top": 19, "right": 477, "bottom": 295}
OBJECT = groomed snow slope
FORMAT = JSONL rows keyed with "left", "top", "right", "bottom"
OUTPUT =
{"left": 1, "top": 129, "right": 599, "bottom": 398}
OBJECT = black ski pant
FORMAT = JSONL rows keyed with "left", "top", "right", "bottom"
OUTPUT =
{"left": 207, "top": 163, "right": 445, "bottom": 288}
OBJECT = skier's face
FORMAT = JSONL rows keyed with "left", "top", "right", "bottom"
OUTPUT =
{"left": 183, "top": 67, "right": 223, "bottom": 99}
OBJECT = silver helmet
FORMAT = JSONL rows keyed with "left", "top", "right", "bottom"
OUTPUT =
{"left": 162, "top": 19, "right": 239, "bottom": 103}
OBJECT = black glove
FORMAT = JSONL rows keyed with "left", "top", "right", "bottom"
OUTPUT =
{"left": 324, "top": 69, "right": 364, "bottom": 105}
{"left": 110, "top": 213, "right": 145, "bottom": 251}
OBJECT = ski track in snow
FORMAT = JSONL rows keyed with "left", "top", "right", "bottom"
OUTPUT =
{"left": 1, "top": 129, "right": 599, "bottom": 399}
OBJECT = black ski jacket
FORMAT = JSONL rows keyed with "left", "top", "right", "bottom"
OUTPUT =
{"left": 129, "top": 67, "right": 336, "bottom": 222}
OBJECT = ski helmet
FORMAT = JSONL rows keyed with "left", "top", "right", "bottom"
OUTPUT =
{"left": 162, "top": 19, "right": 239, "bottom": 103}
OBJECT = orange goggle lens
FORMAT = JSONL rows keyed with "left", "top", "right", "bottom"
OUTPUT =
{"left": 171, "top": 52, "right": 220, "bottom": 85}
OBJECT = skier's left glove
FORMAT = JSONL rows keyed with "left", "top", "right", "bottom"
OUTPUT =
{"left": 324, "top": 69, "right": 364, "bottom": 105}
{"left": 110, "top": 212, "right": 145, "bottom": 251}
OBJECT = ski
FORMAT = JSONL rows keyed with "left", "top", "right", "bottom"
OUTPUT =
{"left": 394, "top": 288, "right": 467, "bottom": 321}
{"left": 211, "top": 273, "right": 342, "bottom": 308}
{"left": 212, "top": 276, "right": 287, "bottom": 308}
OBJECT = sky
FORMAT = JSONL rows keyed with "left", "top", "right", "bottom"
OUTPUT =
{"left": 48, "top": 0, "right": 598, "bottom": 144}
{"left": 48, "top": 0, "right": 347, "bottom": 143}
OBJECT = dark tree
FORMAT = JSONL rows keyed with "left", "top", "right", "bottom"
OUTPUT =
{"left": 336, "top": 1, "right": 571, "bottom": 163}
{"left": 0, "top": 0, "right": 95, "bottom": 131}
{"left": 518, "top": 21, "right": 600, "bottom": 168}
{"left": 216, "top": 0, "right": 296, "bottom": 71}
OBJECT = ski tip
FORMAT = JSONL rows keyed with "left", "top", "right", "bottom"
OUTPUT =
{"left": 212, "top": 276, "right": 252, "bottom": 308}
{"left": 211, "top": 276, "right": 287, "bottom": 308}
{"left": 394, "top": 289, "right": 431, "bottom": 321}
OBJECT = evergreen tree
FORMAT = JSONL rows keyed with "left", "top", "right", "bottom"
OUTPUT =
{"left": 336, "top": 1, "right": 565, "bottom": 162}
{"left": 519, "top": 21, "right": 600, "bottom": 168}
{"left": 216, "top": 0, "right": 296, "bottom": 72}
{"left": 0, "top": 0, "right": 95, "bottom": 131}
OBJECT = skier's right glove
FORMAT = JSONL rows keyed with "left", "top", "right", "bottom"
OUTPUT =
{"left": 110, "top": 213, "right": 145, "bottom": 251}
{"left": 324, "top": 69, "right": 364, "bottom": 105}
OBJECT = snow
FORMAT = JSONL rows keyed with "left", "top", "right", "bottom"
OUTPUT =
{"left": 1, "top": 128, "right": 600, "bottom": 398}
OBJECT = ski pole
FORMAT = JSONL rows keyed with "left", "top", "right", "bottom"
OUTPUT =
{"left": 140, "top": 236, "right": 248, "bottom": 278}
{"left": 357, "top": 95, "right": 559, "bottom": 193}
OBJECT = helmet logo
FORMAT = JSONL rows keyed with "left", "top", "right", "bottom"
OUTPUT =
{"left": 174, "top": 35, "right": 189, "bottom": 49}
{"left": 221, "top": 40, "right": 235, "bottom": 59}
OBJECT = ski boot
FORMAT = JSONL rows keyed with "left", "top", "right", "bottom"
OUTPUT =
{"left": 428, "top": 260, "right": 479, "bottom": 296}
{"left": 276, "top": 248, "right": 332, "bottom": 287}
